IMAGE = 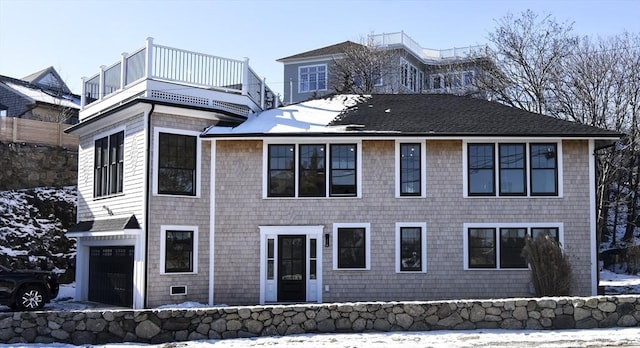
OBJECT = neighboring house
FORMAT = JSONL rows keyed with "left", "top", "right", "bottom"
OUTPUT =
{"left": 67, "top": 35, "right": 620, "bottom": 309}
{"left": 0, "top": 67, "right": 80, "bottom": 124}
{"left": 277, "top": 31, "right": 491, "bottom": 104}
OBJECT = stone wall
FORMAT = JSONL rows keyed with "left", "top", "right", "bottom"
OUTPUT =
{"left": 0, "top": 142, "right": 77, "bottom": 190}
{"left": 1, "top": 296, "right": 639, "bottom": 345}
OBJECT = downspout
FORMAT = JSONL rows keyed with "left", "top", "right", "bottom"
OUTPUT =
{"left": 143, "top": 102, "right": 155, "bottom": 308}
{"left": 209, "top": 139, "right": 216, "bottom": 305}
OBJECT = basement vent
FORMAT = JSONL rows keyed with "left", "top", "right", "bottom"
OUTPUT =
{"left": 170, "top": 285, "right": 187, "bottom": 296}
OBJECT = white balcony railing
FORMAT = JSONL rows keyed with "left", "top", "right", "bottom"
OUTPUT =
{"left": 368, "top": 31, "right": 489, "bottom": 61}
{"left": 81, "top": 38, "right": 278, "bottom": 113}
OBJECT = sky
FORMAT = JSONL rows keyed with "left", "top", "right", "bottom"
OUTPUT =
{"left": 1, "top": 0, "right": 638, "bottom": 99}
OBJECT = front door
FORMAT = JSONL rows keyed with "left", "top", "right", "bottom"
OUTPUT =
{"left": 277, "top": 235, "right": 306, "bottom": 302}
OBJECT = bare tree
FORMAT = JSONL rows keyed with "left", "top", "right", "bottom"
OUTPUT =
{"left": 474, "top": 10, "right": 576, "bottom": 114}
{"left": 554, "top": 33, "right": 640, "bottom": 246}
{"left": 330, "top": 38, "right": 402, "bottom": 95}
{"left": 479, "top": 11, "right": 640, "bottom": 252}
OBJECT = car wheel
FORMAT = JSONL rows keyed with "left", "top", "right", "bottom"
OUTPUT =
{"left": 16, "top": 286, "right": 46, "bottom": 311}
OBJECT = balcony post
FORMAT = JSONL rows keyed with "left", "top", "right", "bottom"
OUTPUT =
{"left": 260, "top": 77, "right": 266, "bottom": 109}
{"left": 80, "top": 76, "right": 87, "bottom": 108}
{"left": 99, "top": 65, "right": 105, "bottom": 101}
{"left": 145, "top": 37, "right": 154, "bottom": 80}
{"left": 120, "top": 52, "right": 128, "bottom": 89}
{"left": 242, "top": 57, "right": 249, "bottom": 96}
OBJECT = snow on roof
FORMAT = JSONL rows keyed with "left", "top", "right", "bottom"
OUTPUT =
{"left": 203, "top": 95, "right": 369, "bottom": 136}
{"left": 5, "top": 82, "right": 80, "bottom": 109}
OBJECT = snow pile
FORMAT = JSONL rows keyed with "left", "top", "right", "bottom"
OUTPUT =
{"left": 600, "top": 269, "right": 640, "bottom": 295}
{"left": 204, "top": 94, "right": 370, "bottom": 135}
{"left": 0, "top": 186, "right": 77, "bottom": 281}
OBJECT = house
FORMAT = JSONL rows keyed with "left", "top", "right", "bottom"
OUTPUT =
{"left": 65, "top": 38, "right": 279, "bottom": 308}
{"left": 277, "top": 31, "right": 491, "bottom": 104}
{"left": 0, "top": 66, "right": 80, "bottom": 123}
{"left": 66, "top": 34, "right": 620, "bottom": 308}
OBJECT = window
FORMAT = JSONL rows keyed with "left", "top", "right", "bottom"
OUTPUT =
{"left": 395, "top": 223, "right": 427, "bottom": 273}
{"left": 531, "top": 227, "right": 560, "bottom": 243}
{"left": 400, "top": 58, "right": 419, "bottom": 92}
{"left": 399, "top": 143, "right": 422, "bottom": 196}
{"left": 499, "top": 144, "right": 526, "bottom": 195}
{"left": 466, "top": 142, "right": 560, "bottom": 197}
{"left": 0, "top": 105, "right": 7, "bottom": 117}
{"left": 268, "top": 144, "right": 295, "bottom": 197}
{"left": 432, "top": 75, "right": 442, "bottom": 89}
{"left": 463, "top": 71, "right": 474, "bottom": 86}
{"left": 157, "top": 132, "right": 197, "bottom": 196}
{"left": 452, "top": 73, "right": 461, "bottom": 88}
{"left": 160, "top": 226, "right": 198, "bottom": 274}
{"left": 354, "top": 67, "right": 382, "bottom": 87}
{"left": 330, "top": 144, "right": 357, "bottom": 196}
{"left": 94, "top": 130, "right": 124, "bottom": 197}
{"left": 465, "top": 224, "right": 562, "bottom": 269}
{"left": 374, "top": 66, "right": 383, "bottom": 86}
{"left": 299, "top": 65, "right": 327, "bottom": 93}
{"left": 309, "top": 238, "right": 317, "bottom": 279}
{"left": 266, "top": 239, "right": 274, "bottom": 280}
{"left": 299, "top": 145, "right": 325, "bottom": 197}
{"left": 500, "top": 228, "right": 527, "bottom": 268}
{"left": 530, "top": 144, "right": 558, "bottom": 195}
{"left": 468, "top": 228, "right": 496, "bottom": 268}
{"left": 468, "top": 144, "right": 495, "bottom": 195}
{"left": 333, "top": 223, "right": 370, "bottom": 270}
{"left": 266, "top": 143, "right": 359, "bottom": 198}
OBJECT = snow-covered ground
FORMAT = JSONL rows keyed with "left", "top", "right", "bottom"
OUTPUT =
{"left": 3, "top": 328, "right": 640, "bottom": 347}
{"left": 601, "top": 269, "right": 640, "bottom": 295}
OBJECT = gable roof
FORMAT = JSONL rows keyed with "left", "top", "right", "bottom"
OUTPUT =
{"left": 202, "top": 94, "right": 622, "bottom": 139}
{"left": 277, "top": 41, "right": 363, "bottom": 62}
{"left": 21, "top": 66, "right": 71, "bottom": 94}
{"left": 0, "top": 74, "right": 80, "bottom": 110}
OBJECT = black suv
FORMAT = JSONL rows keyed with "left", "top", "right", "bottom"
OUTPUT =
{"left": 0, "top": 264, "right": 59, "bottom": 310}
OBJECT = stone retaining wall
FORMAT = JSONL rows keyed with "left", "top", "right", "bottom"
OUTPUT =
{"left": 0, "top": 142, "right": 77, "bottom": 190}
{"left": 1, "top": 296, "right": 639, "bottom": 345}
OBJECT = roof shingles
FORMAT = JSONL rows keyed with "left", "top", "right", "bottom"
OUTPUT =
{"left": 329, "top": 94, "right": 622, "bottom": 137}
{"left": 202, "top": 94, "right": 622, "bottom": 139}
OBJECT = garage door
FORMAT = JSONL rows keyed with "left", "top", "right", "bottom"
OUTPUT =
{"left": 89, "top": 246, "right": 134, "bottom": 307}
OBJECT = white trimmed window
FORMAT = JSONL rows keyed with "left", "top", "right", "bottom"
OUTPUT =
{"left": 160, "top": 225, "right": 198, "bottom": 274}
{"left": 400, "top": 58, "right": 419, "bottom": 92}
{"left": 463, "top": 141, "right": 562, "bottom": 197}
{"left": 94, "top": 129, "right": 124, "bottom": 198}
{"left": 333, "top": 223, "right": 370, "bottom": 270}
{"left": 396, "top": 141, "right": 427, "bottom": 197}
{"left": 395, "top": 223, "right": 427, "bottom": 273}
{"left": 463, "top": 223, "right": 562, "bottom": 270}
{"left": 299, "top": 64, "right": 327, "bottom": 93}
{"left": 153, "top": 128, "right": 201, "bottom": 197}
{"left": 264, "top": 141, "right": 362, "bottom": 198}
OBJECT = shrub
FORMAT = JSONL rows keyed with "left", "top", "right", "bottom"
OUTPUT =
{"left": 521, "top": 234, "right": 573, "bottom": 296}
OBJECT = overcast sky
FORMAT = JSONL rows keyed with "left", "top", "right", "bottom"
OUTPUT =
{"left": 1, "top": 0, "right": 638, "bottom": 98}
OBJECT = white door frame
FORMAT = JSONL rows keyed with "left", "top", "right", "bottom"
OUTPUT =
{"left": 259, "top": 225, "right": 323, "bottom": 304}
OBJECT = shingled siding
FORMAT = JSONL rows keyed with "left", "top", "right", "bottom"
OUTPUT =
{"left": 213, "top": 139, "right": 593, "bottom": 305}
{"left": 146, "top": 113, "right": 214, "bottom": 308}
{"left": 1, "top": 297, "right": 638, "bottom": 344}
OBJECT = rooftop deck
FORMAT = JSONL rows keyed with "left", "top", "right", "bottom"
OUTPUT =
{"left": 80, "top": 38, "right": 278, "bottom": 120}
{"left": 369, "top": 31, "right": 490, "bottom": 62}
